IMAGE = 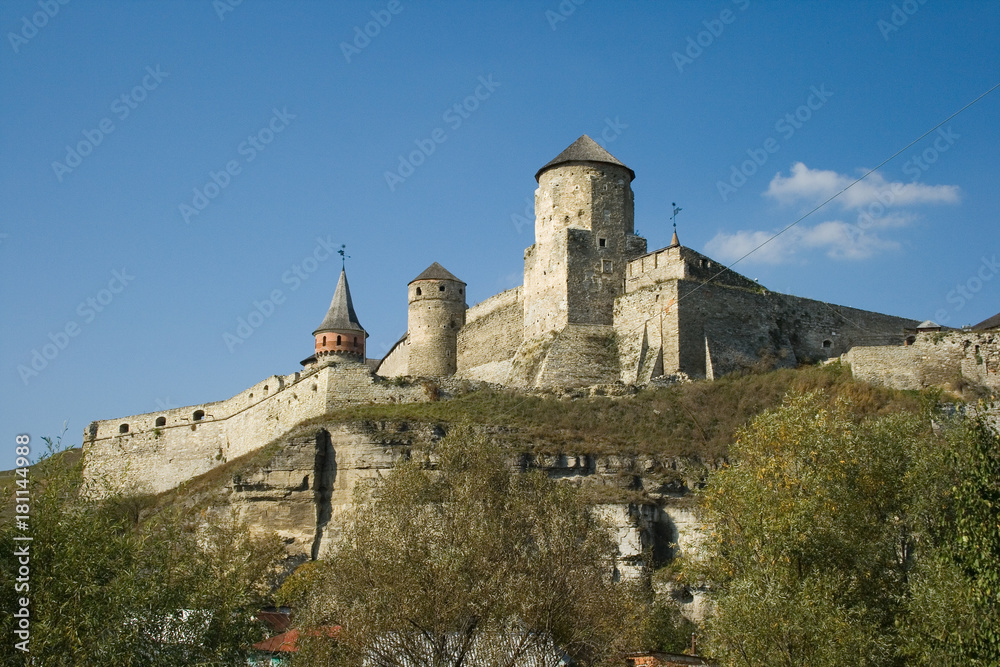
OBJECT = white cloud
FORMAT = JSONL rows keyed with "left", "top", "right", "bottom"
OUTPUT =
{"left": 703, "top": 163, "right": 960, "bottom": 265}
{"left": 765, "top": 162, "right": 960, "bottom": 210}
{"left": 705, "top": 220, "right": 900, "bottom": 266}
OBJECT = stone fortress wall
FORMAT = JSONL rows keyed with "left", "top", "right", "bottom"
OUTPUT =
{"left": 845, "top": 330, "right": 1000, "bottom": 392}
{"left": 83, "top": 362, "right": 428, "bottom": 495}
{"left": 455, "top": 286, "right": 524, "bottom": 383}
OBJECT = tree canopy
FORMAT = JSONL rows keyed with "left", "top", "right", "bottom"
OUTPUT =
{"left": 281, "top": 430, "right": 643, "bottom": 667}
{"left": 690, "top": 393, "right": 1000, "bottom": 666}
{"left": 0, "top": 439, "right": 285, "bottom": 666}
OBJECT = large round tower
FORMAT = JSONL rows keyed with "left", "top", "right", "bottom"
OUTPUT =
{"left": 407, "top": 262, "right": 466, "bottom": 377}
{"left": 523, "top": 134, "right": 646, "bottom": 340}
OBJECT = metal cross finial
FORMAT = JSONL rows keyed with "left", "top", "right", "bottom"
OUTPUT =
{"left": 338, "top": 244, "right": 350, "bottom": 268}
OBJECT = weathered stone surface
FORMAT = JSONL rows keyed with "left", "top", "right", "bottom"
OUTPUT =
{"left": 845, "top": 330, "right": 1000, "bottom": 392}
{"left": 83, "top": 363, "right": 429, "bottom": 495}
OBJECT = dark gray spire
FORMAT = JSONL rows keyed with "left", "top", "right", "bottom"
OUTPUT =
{"left": 535, "top": 134, "right": 635, "bottom": 181}
{"left": 409, "top": 261, "right": 465, "bottom": 285}
{"left": 313, "top": 268, "right": 365, "bottom": 335}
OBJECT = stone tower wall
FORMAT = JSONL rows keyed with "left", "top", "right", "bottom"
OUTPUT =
{"left": 614, "top": 280, "right": 680, "bottom": 384}
{"left": 522, "top": 163, "right": 643, "bottom": 340}
{"left": 407, "top": 278, "right": 467, "bottom": 376}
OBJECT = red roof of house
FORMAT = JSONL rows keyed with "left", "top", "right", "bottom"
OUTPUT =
{"left": 257, "top": 611, "right": 292, "bottom": 633}
{"left": 253, "top": 626, "right": 340, "bottom": 653}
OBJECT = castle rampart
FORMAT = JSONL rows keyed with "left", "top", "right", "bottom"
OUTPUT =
{"left": 844, "top": 331, "right": 999, "bottom": 391}
{"left": 456, "top": 286, "right": 524, "bottom": 383}
{"left": 84, "top": 362, "right": 428, "bottom": 494}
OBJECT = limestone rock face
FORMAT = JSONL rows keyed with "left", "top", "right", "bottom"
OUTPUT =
{"left": 196, "top": 418, "right": 712, "bottom": 620}
{"left": 220, "top": 421, "right": 445, "bottom": 560}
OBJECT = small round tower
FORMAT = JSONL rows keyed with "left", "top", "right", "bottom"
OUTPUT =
{"left": 407, "top": 262, "right": 466, "bottom": 377}
{"left": 311, "top": 267, "right": 368, "bottom": 363}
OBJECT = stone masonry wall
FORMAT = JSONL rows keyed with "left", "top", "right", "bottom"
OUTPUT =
{"left": 83, "top": 362, "right": 429, "bottom": 495}
{"left": 615, "top": 281, "right": 679, "bottom": 384}
{"left": 615, "top": 277, "right": 917, "bottom": 382}
{"left": 673, "top": 281, "right": 918, "bottom": 378}
{"left": 456, "top": 286, "right": 523, "bottom": 383}
{"left": 845, "top": 331, "right": 1000, "bottom": 391}
{"left": 375, "top": 335, "right": 409, "bottom": 377}
{"left": 533, "top": 324, "right": 619, "bottom": 388}
{"left": 523, "top": 163, "right": 638, "bottom": 340}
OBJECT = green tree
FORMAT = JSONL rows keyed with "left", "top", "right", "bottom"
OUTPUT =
{"left": 0, "top": 437, "right": 284, "bottom": 666}
{"left": 282, "top": 430, "right": 642, "bottom": 667}
{"left": 689, "top": 393, "right": 948, "bottom": 666}
{"left": 900, "top": 412, "right": 1000, "bottom": 665}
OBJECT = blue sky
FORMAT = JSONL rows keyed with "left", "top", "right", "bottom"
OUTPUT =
{"left": 2, "top": 0, "right": 998, "bottom": 466}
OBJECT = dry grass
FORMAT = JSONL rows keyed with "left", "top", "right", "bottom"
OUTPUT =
{"left": 331, "top": 362, "right": 924, "bottom": 460}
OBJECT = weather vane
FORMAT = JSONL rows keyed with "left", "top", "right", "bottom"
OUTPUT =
{"left": 338, "top": 244, "right": 350, "bottom": 268}
{"left": 671, "top": 202, "right": 682, "bottom": 232}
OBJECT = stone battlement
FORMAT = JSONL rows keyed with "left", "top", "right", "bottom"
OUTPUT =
{"left": 84, "top": 362, "right": 429, "bottom": 494}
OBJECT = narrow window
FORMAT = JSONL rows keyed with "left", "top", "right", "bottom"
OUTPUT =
{"left": 459, "top": 288, "right": 463, "bottom": 295}
{"left": 155, "top": 416, "right": 166, "bottom": 427}
{"left": 439, "top": 285, "right": 445, "bottom": 292}
{"left": 322, "top": 335, "right": 327, "bottom": 346}
{"left": 353, "top": 336, "right": 358, "bottom": 346}
{"left": 119, "top": 423, "right": 129, "bottom": 434}
{"left": 193, "top": 410, "right": 205, "bottom": 421}
{"left": 599, "top": 238, "right": 607, "bottom": 248}
{"left": 416, "top": 287, "right": 422, "bottom": 296}
{"left": 337, "top": 335, "right": 342, "bottom": 345}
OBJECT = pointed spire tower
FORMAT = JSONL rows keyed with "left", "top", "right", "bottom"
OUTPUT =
{"left": 311, "top": 267, "right": 368, "bottom": 363}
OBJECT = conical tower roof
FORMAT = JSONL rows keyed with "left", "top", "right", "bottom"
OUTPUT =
{"left": 409, "top": 261, "right": 465, "bottom": 285}
{"left": 314, "top": 268, "right": 365, "bottom": 335}
{"left": 669, "top": 228, "right": 680, "bottom": 248}
{"left": 535, "top": 134, "right": 635, "bottom": 181}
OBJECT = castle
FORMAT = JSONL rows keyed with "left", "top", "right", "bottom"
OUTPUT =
{"left": 83, "top": 134, "right": 920, "bottom": 495}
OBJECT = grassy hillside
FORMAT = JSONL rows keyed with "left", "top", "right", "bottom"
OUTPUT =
{"left": 333, "top": 362, "right": 925, "bottom": 459}
{"left": 3, "top": 363, "right": 929, "bottom": 512}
